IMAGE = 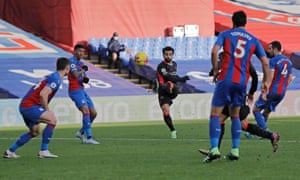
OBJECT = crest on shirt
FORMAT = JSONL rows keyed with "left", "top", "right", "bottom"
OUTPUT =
{"left": 50, "top": 82, "right": 57, "bottom": 89}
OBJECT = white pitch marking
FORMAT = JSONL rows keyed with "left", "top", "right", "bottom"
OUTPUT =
{"left": 0, "top": 137, "right": 299, "bottom": 143}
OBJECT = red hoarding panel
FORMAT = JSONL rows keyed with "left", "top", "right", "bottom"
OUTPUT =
{"left": 0, "top": 0, "right": 214, "bottom": 51}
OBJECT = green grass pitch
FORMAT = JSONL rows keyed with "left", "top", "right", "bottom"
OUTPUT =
{"left": 0, "top": 117, "right": 299, "bottom": 180}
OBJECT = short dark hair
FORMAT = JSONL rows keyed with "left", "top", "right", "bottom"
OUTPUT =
{"left": 74, "top": 44, "right": 85, "bottom": 51}
{"left": 232, "top": 10, "right": 247, "bottom": 27}
{"left": 270, "top": 41, "right": 282, "bottom": 51}
{"left": 56, "top": 57, "right": 70, "bottom": 71}
{"left": 162, "top": 46, "right": 174, "bottom": 54}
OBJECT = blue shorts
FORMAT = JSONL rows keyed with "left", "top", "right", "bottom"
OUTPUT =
{"left": 69, "top": 90, "right": 95, "bottom": 109}
{"left": 255, "top": 92, "right": 285, "bottom": 112}
{"left": 19, "top": 105, "right": 46, "bottom": 128}
{"left": 212, "top": 80, "right": 246, "bottom": 107}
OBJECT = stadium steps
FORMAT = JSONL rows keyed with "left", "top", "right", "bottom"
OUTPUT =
{"left": 103, "top": 68, "right": 119, "bottom": 73}
{"left": 94, "top": 64, "right": 107, "bottom": 68}
{"left": 88, "top": 59, "right": 99, "bottom": 63}
{"left": 115, "top": 73, "right": 129, "bottom": 78}
{"left": 127, "top": 78, "right": 140, "bottom": 83}
{"left": 86, "top": 55, "right": 153, "bottom": 92}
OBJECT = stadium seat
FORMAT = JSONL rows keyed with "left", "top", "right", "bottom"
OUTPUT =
{"left": 164, "top": 36, "right": 176, "bottom": 47}
{"left": 97, "top": 43, "right": 108, "bottom": 61}
{"left": 87, "top": 38, "right": 99, "bottom": 59}
{"left": 119, "top": 51, "right": 131, "bottom": 67}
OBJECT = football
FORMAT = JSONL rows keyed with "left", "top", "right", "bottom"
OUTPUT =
{"left": 134, "top": 52, "right": 148, "bottom": 66}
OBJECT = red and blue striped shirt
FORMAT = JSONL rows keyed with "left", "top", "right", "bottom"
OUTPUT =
{"left": 215, "top": 28, "right": 266, "bottom": 86}
{"left": 68, "top": 56, "right": 86, "bottom": 92}
{"left": 269, "top": 54, "right": 292, "bottom": 95}
{"left": 20, "top": 72, "right": 61, "bottom": 108}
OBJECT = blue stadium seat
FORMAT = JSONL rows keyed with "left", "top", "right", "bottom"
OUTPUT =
{"left": 130, "top": 37, "right": 144, "bottom": 56}
{"left": 98, "top": 43, "right": 108, "bottom": 59}
{"left": 164, "top": 36, "right": 176, "bottom": 47}
{"left": 140, "top": 37, "right": 153, "bottom": 56}
{"left": 120, "top": 38, "right": 131, "bottom": 49}
{"left": 174, "top": 46, "right": 185, "bottom": 60}
{"left": 88, "top": 38, "right": 99, "bottom": 54}
{"left": 99, "top": 37, "right": 110, "bottom": 47}
{"left": 119, "top": 51, "right": 131, "bottom": 67}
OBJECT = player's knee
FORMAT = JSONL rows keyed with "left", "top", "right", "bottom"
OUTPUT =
{"left": 91, "top": 112, "right": 97, "bottom": 120}
{"left": 80, "top": 106, "right": 90, "bottom": 114}
{"left": 262, "top": 110, "right": 270, "bottom": 117}
{"left": 163, "top": 112, "right": 170, "bottom": 117}
{"left": 30, "top": 128, "right": 40, "bottom": 137}
{"left": 252, "top": 106, "right": 260, "bottom": 113}
{"left": 163, "top": 110, "right": 170, "bottom": 116}
{"left": 161, "top": 108, "right": 170, "bottom": 114}
{"left": 50, "top": 118, "right": 57, "bottom": 125}
{"left": 31, "top": 131, "right": 39, "bottom": 137}
{"left": 48, "top": 112, "right": 58, "bottom": 125}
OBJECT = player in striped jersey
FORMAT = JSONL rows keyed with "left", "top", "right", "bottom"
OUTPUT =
{"left": 253, "top": 41, "right": 293, "bottom": 131}
{"left": 204, "top": 10, "right": 270, "bottom": 163}
{"left": 3, "top": 57, "right": 70, "bottom": 158}
{"left": 68, "top": 44, "right": 99, "bottom": 144}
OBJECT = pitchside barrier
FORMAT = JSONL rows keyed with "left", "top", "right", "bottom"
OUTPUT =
{"left": 1, "top": 91, "right": 299, "bottom": 127}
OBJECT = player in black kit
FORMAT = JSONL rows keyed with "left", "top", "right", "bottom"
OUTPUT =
{"left": 156, "top": 46, "right": 190, "bottom": 139}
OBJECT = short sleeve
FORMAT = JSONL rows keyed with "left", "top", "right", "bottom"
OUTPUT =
{"left": 70, "top": 59, "right": 77, "bottom": 73}
{"left": 269, "top": 58, "right": 276, "bottom": 71}
{"left": 214, "top": 31, "right": 225, "bottom": 47}
{"left": 46, "top": 74, "right": 60, "bottom": 91}
{"left": 254, "top": 39, "right": 267, "bottom": 59}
